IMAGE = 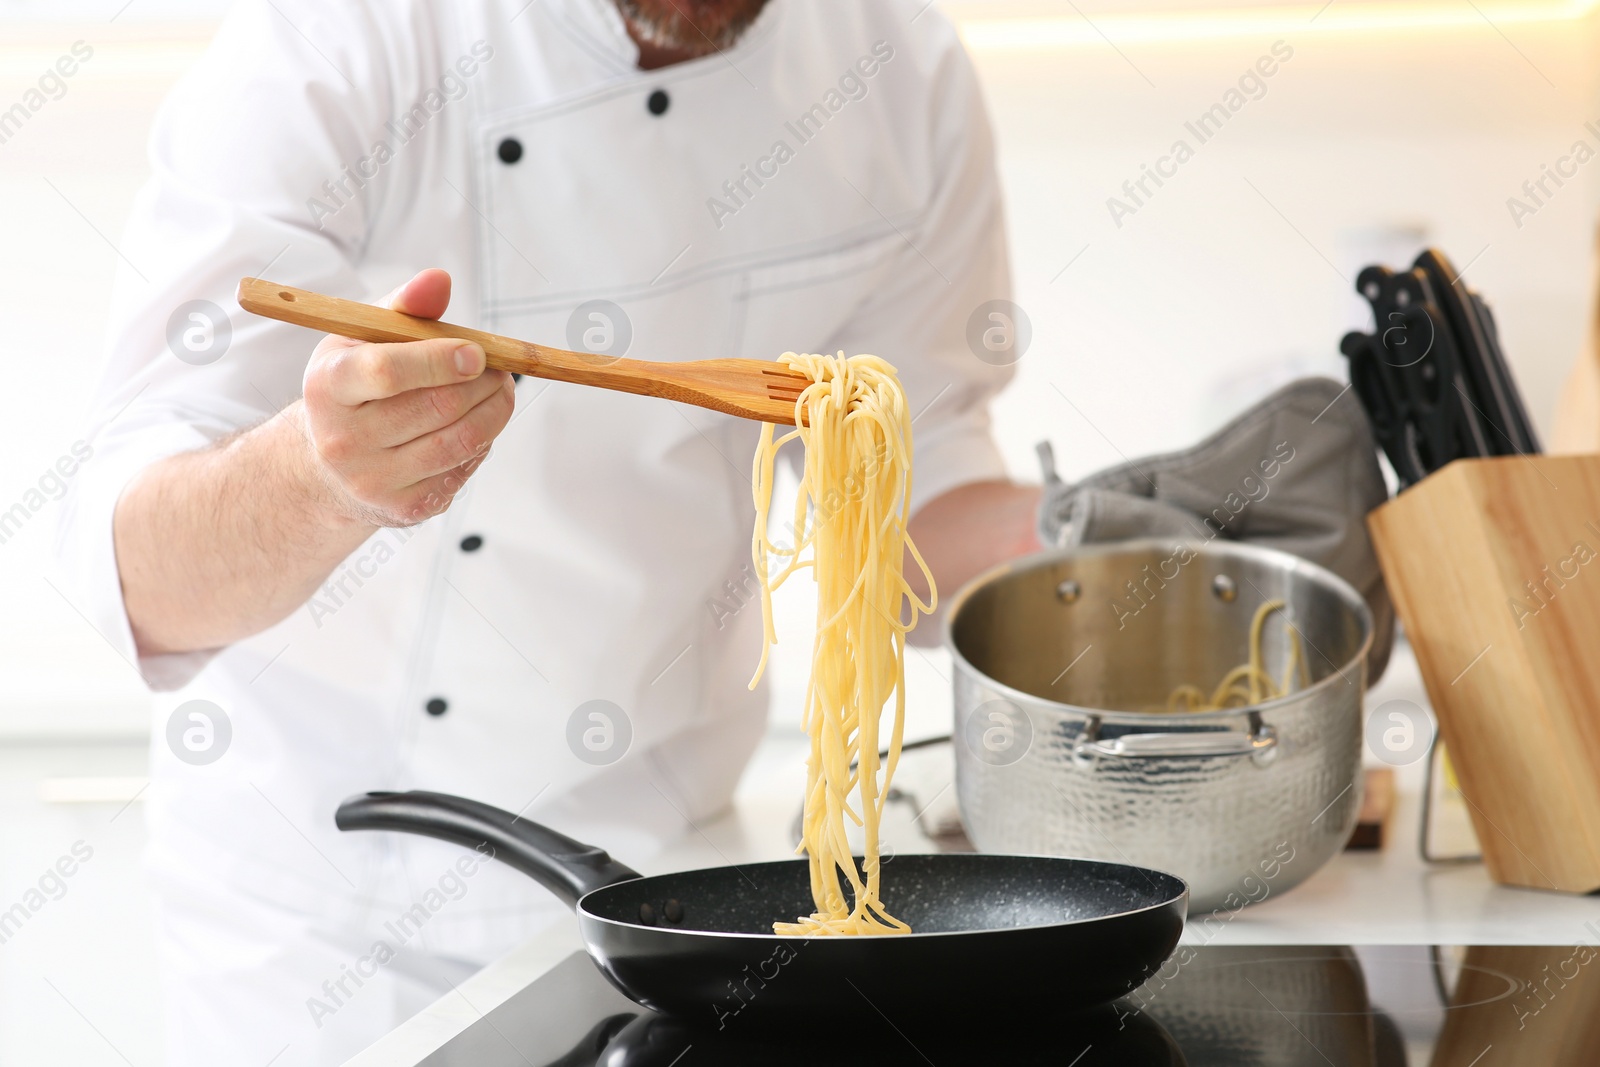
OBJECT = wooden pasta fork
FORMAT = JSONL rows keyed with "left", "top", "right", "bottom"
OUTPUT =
{"left": 236, "top": 278, "right": 809, "bottom": 425}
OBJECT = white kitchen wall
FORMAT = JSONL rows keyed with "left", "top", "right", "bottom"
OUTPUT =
{"left": 968, "top": 2, "right": 1600, "bottom": 484}
{"left": 0, "top": 2, "right": 1595, "bottom": 733}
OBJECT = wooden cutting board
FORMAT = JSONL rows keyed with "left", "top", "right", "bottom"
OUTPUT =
{"left": 1368, "top": 454, "right": 1600, "bottom": 893}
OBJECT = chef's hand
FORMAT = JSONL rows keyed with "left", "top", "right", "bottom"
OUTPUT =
{"left": 301, "top": 269, "right": 516, "bottom": 526}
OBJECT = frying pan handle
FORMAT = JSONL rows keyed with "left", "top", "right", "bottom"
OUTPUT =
{"left": 335, "top": 790, "right": 642, "bottom": 908}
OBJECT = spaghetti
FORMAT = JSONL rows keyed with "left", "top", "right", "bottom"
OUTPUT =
{"left": 748, "top": 351, "right": 933, "bottom": 937}
{"left": 1161, "top": 599, "right": 1309, "bottom": 712}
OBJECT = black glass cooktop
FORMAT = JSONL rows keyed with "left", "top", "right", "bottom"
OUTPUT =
{"left": 419, "top": 944, "right": 1600, "bottom": 1066}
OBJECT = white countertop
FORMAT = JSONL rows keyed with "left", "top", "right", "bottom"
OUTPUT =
{"left": 345, "top": 642, "right": 1600, "bottom": 1066}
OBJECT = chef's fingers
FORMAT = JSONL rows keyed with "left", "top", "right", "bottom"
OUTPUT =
{"left": 396, "top": 451, "right": 501, "bottom": 523}
{"left": 361, "top": 371, "right": 513, "bottom": 448}
{"left": 385, "top": 268, "right": 453, "bottom": 320}
{"left": 313, "top": 337, "right": 487, "bottom": 406}
{"left": 390, "top": 372, "right": 517, "bottom": 484}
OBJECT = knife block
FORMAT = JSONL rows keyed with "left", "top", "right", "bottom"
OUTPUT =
{"left": 1368, "top": 454, "right": 1600, "bottom": 893}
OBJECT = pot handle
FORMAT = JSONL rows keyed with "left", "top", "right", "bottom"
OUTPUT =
{"left": 1074, "top": 716, "right": 1279, "bottom": 763}
{"left": 335, "top": 790, "right": 643, "bottom": 908}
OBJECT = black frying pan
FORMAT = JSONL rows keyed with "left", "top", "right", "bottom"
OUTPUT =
{"left": 335, "top": 791, "right": 1187, "bottom": 1027}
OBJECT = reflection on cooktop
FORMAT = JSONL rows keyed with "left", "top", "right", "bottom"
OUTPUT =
{"left": 420, "top": 944, "right": 1600, "bottom": 1066}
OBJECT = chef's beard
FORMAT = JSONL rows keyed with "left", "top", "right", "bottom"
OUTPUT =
{"left": 614, "top": 0, "right": 772, "bottom": 55}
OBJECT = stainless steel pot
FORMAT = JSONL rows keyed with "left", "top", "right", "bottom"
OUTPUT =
{"left": 946, "top": 539, "right": 1372, "bottom": 912}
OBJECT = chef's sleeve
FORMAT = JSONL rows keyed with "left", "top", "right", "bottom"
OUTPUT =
{"left": 821, "top": 20, "right": 1016, "bottom": 518}
{"left": 54, "top": 0, "right": 404, "bottom": 690}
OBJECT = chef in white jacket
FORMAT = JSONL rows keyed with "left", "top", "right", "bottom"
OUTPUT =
{"left": 57, "top": 0, "right": 1040, "bottom": 1062}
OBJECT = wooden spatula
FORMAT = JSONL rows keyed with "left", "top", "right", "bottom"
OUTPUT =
{"left": 236, "top": 278, "right": 809, "bottom": 425}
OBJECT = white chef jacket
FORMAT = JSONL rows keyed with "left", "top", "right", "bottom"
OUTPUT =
{"left": 60, "top": 0, "right": 1011, "bottom": 984}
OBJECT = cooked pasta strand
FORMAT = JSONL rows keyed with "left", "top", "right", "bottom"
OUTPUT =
{"left": 1160, "top": 599, "right": 1304, "bottom": 712}
{"left": 748, "top": 352, "right": 931, "bottom": 936}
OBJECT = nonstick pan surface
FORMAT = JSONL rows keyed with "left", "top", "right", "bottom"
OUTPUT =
{"left": 336, "top": 791, "right": 1187, "bottom": 1025}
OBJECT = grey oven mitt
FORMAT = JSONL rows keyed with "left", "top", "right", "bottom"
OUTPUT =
{"left": 1037, "top": 377, "right": 1395, "bottom": 682}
